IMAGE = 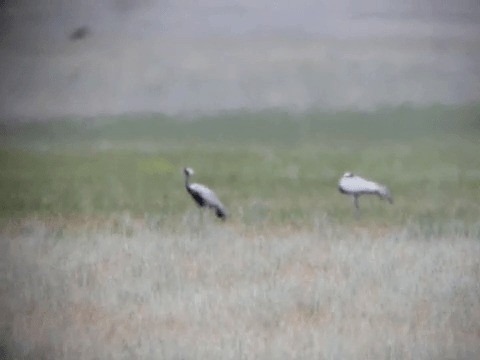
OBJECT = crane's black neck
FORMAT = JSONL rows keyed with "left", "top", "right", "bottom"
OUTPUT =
{"left": 184, "top": 173, "right": 190, "bottom": 190}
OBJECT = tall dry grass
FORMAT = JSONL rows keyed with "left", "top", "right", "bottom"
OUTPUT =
{"left": 1, "top": 216, "right": 479, "bottom": 359}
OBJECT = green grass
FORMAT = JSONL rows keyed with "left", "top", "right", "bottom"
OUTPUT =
{"left": 1, "top": 103, "right": 479, "bottom": 230}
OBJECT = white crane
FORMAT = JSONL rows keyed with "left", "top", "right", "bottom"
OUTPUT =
{"left": 183, "top": 167, "right": 227, "bottom": 220}
{"left": 338, "top": 172, "right": 393, "bottom": 212}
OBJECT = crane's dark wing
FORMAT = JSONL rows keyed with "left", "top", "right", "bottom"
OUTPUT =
{"left": 187, "top": 187, "right": 206, "bottom": 207}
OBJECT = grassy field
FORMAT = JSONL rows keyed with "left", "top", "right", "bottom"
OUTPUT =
{"left": 1, "top": 103, "right": 480, "bottom": 358}
{"left": 1, "top": 103, "right": 480, "bottom": 229}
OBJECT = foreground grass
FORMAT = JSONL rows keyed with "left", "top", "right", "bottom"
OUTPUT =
{"left": 1, "top": 219, "right": 479, "bottom": 359}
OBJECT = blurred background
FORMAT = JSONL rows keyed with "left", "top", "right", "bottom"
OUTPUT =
{"left": 1, "top": 0, "right": 480, "bottom": 119}
{"left": 0, "top": 0, "right": 479, "bottom": 225}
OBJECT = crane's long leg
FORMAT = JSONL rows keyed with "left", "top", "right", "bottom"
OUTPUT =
{"left": 353, "top": 195, "right": 360, "bottom": 218}
{"left": 196, "top": 207, "right": 205, "bottom": 231}
{"left": 192, "top": 206, "right": 204, "bottom": 235}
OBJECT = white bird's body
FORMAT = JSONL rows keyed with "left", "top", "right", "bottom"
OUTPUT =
{"left": 184, "top": 167, "right": 227, "bottom": 220}
{"left": 338, "top": 172, "right": 393, "bottom": 211}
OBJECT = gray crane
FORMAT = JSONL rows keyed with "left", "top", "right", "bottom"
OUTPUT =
{"left": 338, "top": 172, "right": 393, "bottom": 212}
{"left": 184, "top": 167, "right": 227, "bottom": 220}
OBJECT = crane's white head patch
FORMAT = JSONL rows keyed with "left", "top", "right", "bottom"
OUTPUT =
{"left": 342, "top": 172, "right": 354, "bottom": 178}
{"left": 184, "top": 167, "right": 194, "bottom": 176}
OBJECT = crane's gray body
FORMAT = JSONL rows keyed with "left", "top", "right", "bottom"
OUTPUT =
{"left": 184, "top": 167, "right": 227, "bottom": 220}
{"left": 338, "top": 172, "right": 393, "bottom": 211}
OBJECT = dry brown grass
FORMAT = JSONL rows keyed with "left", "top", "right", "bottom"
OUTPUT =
{"left": 1, "top": 217, "right": 479, "bottom": 359}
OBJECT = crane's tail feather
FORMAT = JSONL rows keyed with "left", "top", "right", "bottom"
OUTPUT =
{"left": 215, "top": 207, "right": 227, "bottom": 220}
{"left": 377, "top": 186, "right": 393, "bottom": 204}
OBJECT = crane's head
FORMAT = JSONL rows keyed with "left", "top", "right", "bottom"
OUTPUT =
{"left": 342, "top": 172, "right": 354, "bottom": 178}
{"left": 183, "top": 167, "right": 194, "bottom": 177}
